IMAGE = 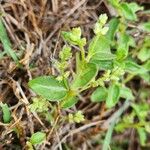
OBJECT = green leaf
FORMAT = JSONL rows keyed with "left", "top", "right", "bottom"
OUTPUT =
{"left": 120, "top": 2, "right": 143, "bottom": 21}
{"left": 142, "top": 60, "right": 150, "bottom": 83}
{"left": 128, "top": 2, "right": 143, "bottom": 12}
{"left": 91, "top": 87, "right": 107, "bottom": 102}
{"left": 120, "top": 86, "right": 134, "bottom": 100}
{"left": 28, "top": 76, "right": 68, "bottom": 101}
{"left": 137, "top": 128, "right": 147, "bottom": 146}
{"left": 125, "top": 60, "right": 147, "bottom": 74}
{"left": 90, "top": 52, "right": 116, "bottom": 61}
{"left": 0, "top": 102, "right": 11, "bottom": 123}
{"left": 0, "top": 19, "right": 18, "bottom": 63}
{"left": 71, "top": 63, "right": 97, "bottom": 89}
{"left": 106, "top": 18, "right": 119, "bottom": 41}
{"left": 88, "top": 35, "right": 111, "bottom": 60}
{"left": 132, "top": 103, "right": 149, "bottom": 120}
{"left": 117, "top": 33, "right": 130, "bottom": 60}
{"left": 90, "top": 60, "right": 113, "bottom": 70}
{"left": 143, "top": 60, "right": 150, "bottom": 70}
{"left": 138, "top": 47, "right": 150, "bottom": 62}
{"left": 140, "top": 73, "right": 150, "bottom": 84}
{"left": 106, "top": 83, "right": 120, "bottom": 108}
{"left": 30, "top": 132, "right": 46, "bottom": 145}
{"left": 107, "top": 0, "right": 120, "bottom": 8}
{"left": 139, "top": 22, "right": 150, "bottom": 32}
{"left": 120, "top": 3, "right": 136, "bottom": 21}
{"left": 61, "top": 95, "right": 78, "bottom": 109}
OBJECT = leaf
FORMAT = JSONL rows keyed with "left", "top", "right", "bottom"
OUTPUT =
{"left": 0, "top": 102, "right": 11, "bottom": 123}
{"left": 30, "top": 132, "right": 46, "bottom": 145}
{"left": 90, "top": 52, "right": 116, "bottom": 61}
{"left": 106, "top": 83, "right": 120, "bottom": 108}
{"left": 138, "top": 47, "right": 150, "bottom": 62}
{"left": 117, "top": 33, "right": 130, "bottom": 60}
{"left": 0, "top": 19, "right": 18, "bottom": 63}
{"left": 120, "top": 86, "right": 134, "bottom": 100}
{"left": 28, "top": 76, "right": 68, "bottom": 101}
{"left": 61, "top": 95, "right": 78, "bottom": 109}
{"left": 120, "top": 3, "right": 136, "bottom": 21}
{"left": 91, "top": 87, "right": 107, "bottom": 102}
{"left": 88, "top": 35, "right": 111, "bottom": 60}
{"left": 139, "top": 22, "right": 150, "bottom": 32}
{"left": 106, "top": 18, "right": 119, "bottom": 41}
{"left": 141, "top": 60, "right": 150, "bottom": 83}
{"left": 140, "top": 73, "right": 150, "bottom": 84}
{"left": 71, "top": 63, "right": 97, "bottom": 89}
{"left": 125, "top": 60, "right": 147, "bottom": 74}
{"left": 132, "top": 103, "right": 149, "bottom": 120}
{"left": 128, "top": 2, "right": 143, "bottom": 12}
{"left": 137, "top": 128, "right": 147, "bottom": 146}
{"left": 90, "top": 59, "right": 113, "bottom": 70}
{"left": 143, "top": 60, "right": 150, "bottom": 70}
{"left": 120, "top": 2, "right": 143, "bottom": 21}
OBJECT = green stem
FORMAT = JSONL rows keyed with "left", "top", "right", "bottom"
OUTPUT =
{"left": 80, "top": 46, "right": 85, "bottom": 62}
{"left": 123, "top": 74, "right": 135, "bottom": 84}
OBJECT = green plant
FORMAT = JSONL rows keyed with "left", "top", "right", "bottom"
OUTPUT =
{"left": 68, "top": 111, "right": 85, "bottom": 123}
{"left": 29, "top": 132, "right": 46, "bottom": 145}
{"left": 28, "top": 0, "right": 150, "bottom": 148}
{"left": 26, "top": 131, "right": 46, "bottom": 149}
{"left": 28, "top": 13, "right": 141, "bottom": 109}
{"left": 0, "top": 18, "right": 19, "bottom": 63}
{"left": 28, "top": 9, "right": 149, "bottom": 110}
{"left": 0, "top": 102, "right": 11, "bottom": 123}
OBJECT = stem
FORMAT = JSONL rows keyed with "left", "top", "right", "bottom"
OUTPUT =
{"left": 123, "top": 74, "right": 135, "bottom": 84}
{"left": 80, "top": 46, "right": 85, "bottom": 62}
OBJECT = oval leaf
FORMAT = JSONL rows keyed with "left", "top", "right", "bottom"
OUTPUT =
{"left": 91, "top": 87, "right": 108, "bottom": 102}
{"left": 106, "top": 83, "right": 120, "bottom": 108}
{"left": 90, "top": 59, "right": 113, "bottom": 70}
{"left": 30, "top": 132, "right": 46, "bottom": 145}
{"left": 61, "top": 96, "right": 78, "bottom": 109}
{"left": 71, "top": 63, "right": 97, "bottom": 89}
{"left": 88, "top": 35, "right": 111, "bottom": 60}
{"left": 28, "top": 76, "right": 68, "bottom": 101}
{"left": 0, "top": 102, "right": 11, "bottom": 123}
{"left": 91, "top": 52, "right": 116, "bottom": 61}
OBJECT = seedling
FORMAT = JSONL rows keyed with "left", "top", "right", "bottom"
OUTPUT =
{"left": 28, "top": 12, "right": 147, "bottom": 110}
{"left": 28, "top": 1, "right": 149, "bottom": 147}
